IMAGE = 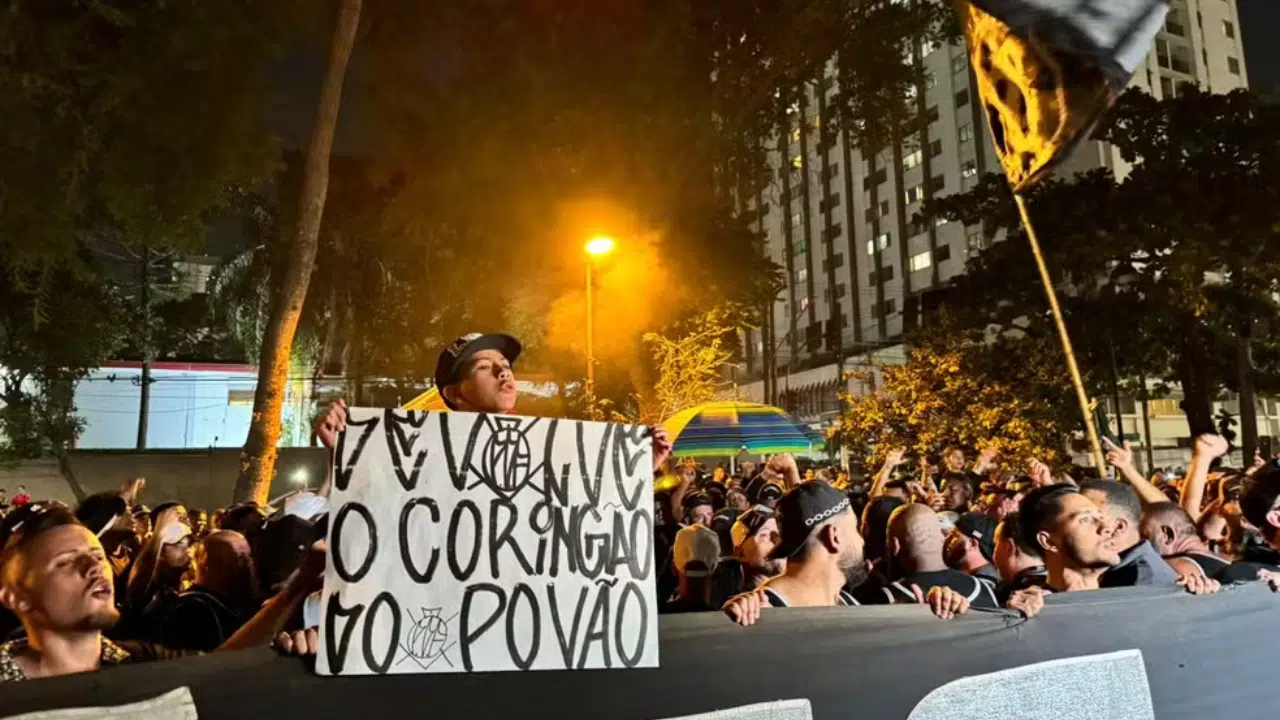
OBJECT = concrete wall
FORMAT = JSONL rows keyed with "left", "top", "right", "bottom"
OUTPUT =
{"left": 0, "top": 447, "right": 329, "bottom": 511}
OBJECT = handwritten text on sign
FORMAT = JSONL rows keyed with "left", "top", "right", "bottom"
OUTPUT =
{"left": 315, "top": 409, "right": 659, "bottom": 675}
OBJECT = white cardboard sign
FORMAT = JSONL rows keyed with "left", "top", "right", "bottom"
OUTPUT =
{"left": 315, "top": 409, "right": 659, "bottom": 675}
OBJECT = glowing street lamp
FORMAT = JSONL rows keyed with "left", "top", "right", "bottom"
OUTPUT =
{"left": 585, "top": 235, "right": 616, "bottom": 257}
{"left": 584, "top": 236, "right": 617, "bottom": 419}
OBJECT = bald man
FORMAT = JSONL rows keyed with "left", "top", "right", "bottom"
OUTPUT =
{"left": 159, "top": 531, "right": 260, "bottom": 651}
{"left": 880, "top": 503, "right": 999, "bottom": 608}
{"left": 1141, "top": 502, "right": 1263, "bottom": 584}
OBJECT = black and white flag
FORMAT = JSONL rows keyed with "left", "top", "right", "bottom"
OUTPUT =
{"left": 956, "top": 0, "right": 1170, "bottom": 190}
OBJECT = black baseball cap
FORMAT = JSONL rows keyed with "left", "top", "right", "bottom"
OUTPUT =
{"left": 954, "top": 512, "right": 998, "bottom": 561}
{"left": 0, "top": 502, "right": 81, "bottom": 558}
{"left": 433, "top": 333, "right": 522, "bottom": 409}
{"left": 745, "top": 475, "right": 785, "bottom": 505}
{"left": 768, "top": 482, "right": 853, "bottom": 560}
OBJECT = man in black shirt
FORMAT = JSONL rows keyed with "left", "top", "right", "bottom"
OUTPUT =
{"left": 880, "top": 504, "right": 998, "bottom": 608}
{"left": 663, "top": 525, "right": 721, "bottom": 614}
{"left": 1142, "top": 502, "right": 1266, "bottom": 583}
{"left": 945, "top": 512, "right": 1002, "bottom": 587}
{"left": 1078, "top": 480, "right": 1178, "bottom": 588}
{"left": 992, "top": 512, "right": 1050, "bottom": 604}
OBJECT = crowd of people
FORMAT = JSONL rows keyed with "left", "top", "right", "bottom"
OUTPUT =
{"left": 2, "top": 330, "right": 1279, "bottom": 689}
{"left": 653, "top": 436, "right": 1280, "bottom": 623}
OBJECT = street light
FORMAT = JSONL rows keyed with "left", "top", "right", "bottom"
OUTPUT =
{"left": 584, "top": 236, "right": 616, "bottom": 419}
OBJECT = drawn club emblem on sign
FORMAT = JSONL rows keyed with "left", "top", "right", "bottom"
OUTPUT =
{"left": 467, "top": 415, "right": 546, "bottom": 499}
{"left": 399, "top": 607, "right": 458, "bottom": 671}
{"left": 482, "top": 417, "right": 532, "bottom": 492}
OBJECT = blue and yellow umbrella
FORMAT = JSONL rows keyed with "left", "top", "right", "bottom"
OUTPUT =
{"left": 661, "top": 401, "right": 814, "bottom": 458}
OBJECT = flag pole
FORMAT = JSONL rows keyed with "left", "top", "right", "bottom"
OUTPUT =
{"left": 1014, "top": 193, "right": 1107, "bottom": 475}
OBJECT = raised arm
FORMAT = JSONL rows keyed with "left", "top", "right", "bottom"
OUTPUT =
{"left": 1180, "top": 434, "right": 1228, "bottom": 521}
{"left": 126, "top": 507, "right": 182, "bottom": 610}
{"left": 1104, "top": 438, "right": 1167, "bottom": 506}
{"left": 870, "top": 447, "right": 905, "bottom": 498}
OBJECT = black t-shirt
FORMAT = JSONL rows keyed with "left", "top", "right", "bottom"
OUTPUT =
{"left": 762, "top": 587, "right": 858, "bottom": 608}
{"left": 709, "top": 557, "right": 749, "bottom": 608}
{"left": 882, "top": 569, "right": 999, "bottom": 609}
{"left": 995, "top": 566, "right": 1051, "bottom": 605}
{"left": 1168, "top": 551, "right": 1229, "bottom": 578}
{"left": 160, "top": 587, "right": 249, "bottom": 652}
{"left": 1100, "top": 540, "right": 1179, "bottom": 588}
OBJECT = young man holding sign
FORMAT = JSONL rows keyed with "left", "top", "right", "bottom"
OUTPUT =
{"left": 313, "top": 332, "right": 673, "bottom": 470}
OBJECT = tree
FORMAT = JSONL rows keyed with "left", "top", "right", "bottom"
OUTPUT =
{"left": 0, "top": 2, "right": 295, "bottom": 291}
{"left": 643, "top": 306, "right": 740, "bottom": 422}
{"left": 0, "top": 259, "right": 123, "bottom": 460}
{"left": 236, "top": 0, "right": 363, "bottom": 503}
{"left": 831, "top": 322, "right": 1077, "bottom": 469}
{"left": 923, "top": 88, "right": 1280, "bottom": 448}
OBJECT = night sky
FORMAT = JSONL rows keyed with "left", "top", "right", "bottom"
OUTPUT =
{"left": 1238, "top": 0, "right": 1280, "bottom": 98}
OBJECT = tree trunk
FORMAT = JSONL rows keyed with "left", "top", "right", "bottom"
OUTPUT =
{"left": 1176, "top": 324, "right": 1216, "bottom": 438}
{"left": 235, "top": 0, "right": 362, "bottom": 504}
{"left": 1238, "top": 330, "right": 1258, "bottom": 461}
{"left": 136, "top": 247, "right": 151, "bottom": 449}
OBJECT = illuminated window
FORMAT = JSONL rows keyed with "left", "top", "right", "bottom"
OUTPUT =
{"left": 866, "top": 232, "right": 891, "bottom": 256}
{"left": 909, "top": 251, "right": 932, "bottom": 272}
{"left": 904, "top": 183, "right": 924, "bottom": 205}
{"left": 958, "top": 124, "right": 973, "bottom": 142}
{"left": 790, "top": 127, "right": 802, "bottom": 143}
{"left": 962, "top": 160, "right": 977, "bottom": 178}
{"left": 792, "top": 154, "right": 804, "bottom": 169}
{"left": 903, "top": 149, "right": 923, "bottom": 170}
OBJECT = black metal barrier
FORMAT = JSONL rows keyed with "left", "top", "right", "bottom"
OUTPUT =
{"left": 4, "top": 584, "right": 1277, "bottom": 719}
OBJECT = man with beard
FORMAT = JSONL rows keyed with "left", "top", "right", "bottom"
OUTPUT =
{"left": 1142, "top": 502, "right": 1265, "bottom": 583}
{"left": 744, "top": 482, "right": 864, "bottom": 608}
{"left": 1078, "top": 479, "right": 1179, "bottom": 588}
{"left": 721, "top": 484, "right": 974, "bottom": 623}
{"left": 945, "top": 512, "right": 1002, "bottom": 587}
{"left": 882, "top": 504, "right": 999, "bottom": 609}
{"left": 0, "top": 504, "right": 319, "bottom": 682}
{"left": 728, "top": 505, "right": 785, "bottom": 592}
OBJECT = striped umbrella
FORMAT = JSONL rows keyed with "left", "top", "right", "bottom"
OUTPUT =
{"left": 661, "top": 401, "right": 813, "bottom": 457}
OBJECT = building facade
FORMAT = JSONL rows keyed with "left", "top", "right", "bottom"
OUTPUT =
{"left": 739, "top": 0, "right": 1253, "bottom": 453}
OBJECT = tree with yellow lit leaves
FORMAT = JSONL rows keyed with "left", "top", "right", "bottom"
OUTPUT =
{"left": 642, "top": 306, "right": 740, "bottom": 423}
{"left": 832, "top": 322, "right": 1082, "bottom": 469}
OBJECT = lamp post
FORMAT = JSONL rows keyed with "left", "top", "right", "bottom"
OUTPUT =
{"left": 584, "top": 236, "right": 616, "bottom": 419}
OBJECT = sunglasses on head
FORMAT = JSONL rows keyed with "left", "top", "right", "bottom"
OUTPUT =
{"left": 0, "top": 501, "right": 74, "bottom": 555}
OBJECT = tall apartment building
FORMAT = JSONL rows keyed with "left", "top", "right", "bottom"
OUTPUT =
{"left": 738, "top": 0, "right": 1251, "bottom": 439}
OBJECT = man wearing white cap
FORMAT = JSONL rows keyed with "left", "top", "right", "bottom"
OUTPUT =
{"left": 664, "top": 525, "right": 721, "bottom": 614}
